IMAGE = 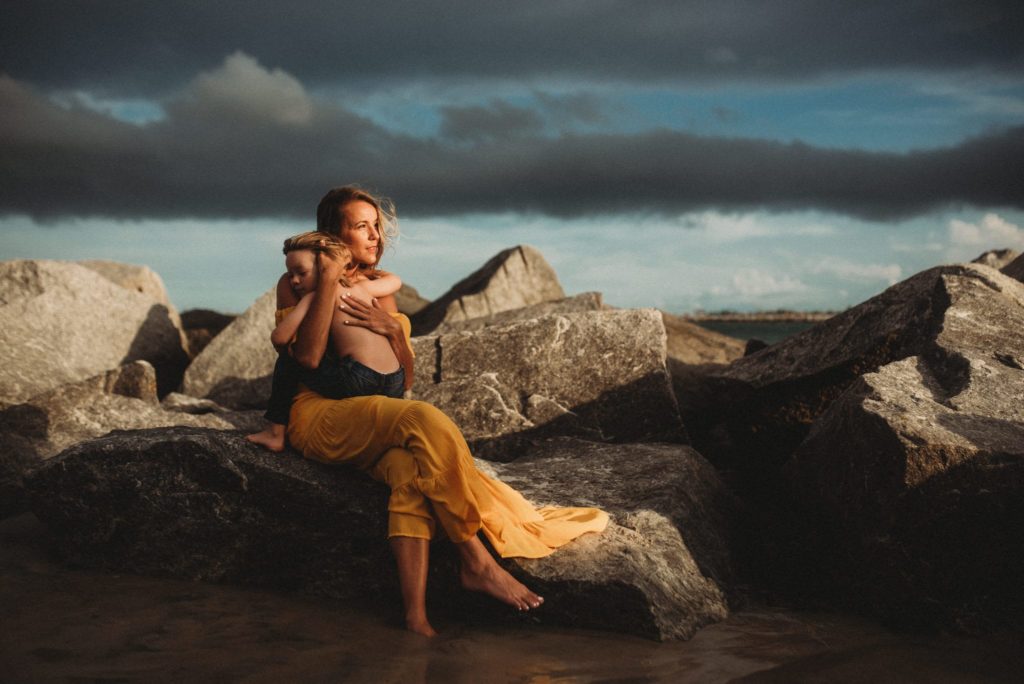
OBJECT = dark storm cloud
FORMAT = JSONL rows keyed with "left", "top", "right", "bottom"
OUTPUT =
{"left": 2, "top": 57, "right": 1021, "bottom": 222}
{"left": 439, "top": 101, "right": 544, "bottom": 142}
{"left": 2, "top": 1, "right": 1022, "bottom": 94}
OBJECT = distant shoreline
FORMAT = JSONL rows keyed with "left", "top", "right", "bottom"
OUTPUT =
{"left": 683, "top": 311, "right": 837, "bottom": 323}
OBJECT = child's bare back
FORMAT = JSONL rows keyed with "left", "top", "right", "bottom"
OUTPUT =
{"left": 330, "top": 274, "right": 401, "bottom": 373}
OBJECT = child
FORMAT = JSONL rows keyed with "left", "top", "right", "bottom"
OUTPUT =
{"left": 246, "top": 232, "right": 407, "bottom": 451}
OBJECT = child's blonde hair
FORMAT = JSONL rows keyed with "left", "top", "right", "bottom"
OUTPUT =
{"left": 283, "top": 232, "right": 354, "bottom": 287}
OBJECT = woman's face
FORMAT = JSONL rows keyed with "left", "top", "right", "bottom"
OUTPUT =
{"left": 338, "top": 200, "right": 381, "bottom": 265}
{"left": 285, "top": 249, "right": 318, "bottom": 297}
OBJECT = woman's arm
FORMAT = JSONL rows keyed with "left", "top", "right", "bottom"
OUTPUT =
{"left": 292, "top": 251, "right": 344, "bottom": 370}
{"left": 271, "top": 292, "right": 315, "bottom": 349}
{"left": 341, "top": 293, "right": 415, "bottom": 390}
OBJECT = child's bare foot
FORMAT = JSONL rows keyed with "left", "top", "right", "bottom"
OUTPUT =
{"left": 245, "top": 424, "right": 286, "bottom": 452}
{"left": 405, "top": 615, "right": 438, "bottom": 637}
{"left": 460, "top": 562, "right": 544, "bottom": 612}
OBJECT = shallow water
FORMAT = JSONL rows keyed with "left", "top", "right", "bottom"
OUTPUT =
{"left": 2, "top": 514, "right": 1020, "bottom": 683}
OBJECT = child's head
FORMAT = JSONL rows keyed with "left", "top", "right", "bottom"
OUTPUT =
{"left": 282, "top": 232, "right": 353, "bottom": 296}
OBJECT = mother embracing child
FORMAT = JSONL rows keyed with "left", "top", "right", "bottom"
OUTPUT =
{"left": 249, "top": 186, "right": 608, "bottom": 637}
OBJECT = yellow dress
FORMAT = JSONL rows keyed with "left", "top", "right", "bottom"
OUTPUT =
{"left": 284, "top": 311, "right": 609, "bottom": 559}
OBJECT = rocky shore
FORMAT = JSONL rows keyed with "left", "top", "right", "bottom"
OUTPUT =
{"left": 3, "top": 246, "right": 1023, "bottom": 640}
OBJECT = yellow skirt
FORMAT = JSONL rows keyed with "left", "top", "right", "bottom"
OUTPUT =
{"left": 287, "top": 390, "right": 608, "bottom": 559}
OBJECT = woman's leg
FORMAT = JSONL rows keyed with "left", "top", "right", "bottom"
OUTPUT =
{"left": 454, "top": 535, "right": 543, "bottom": 611}
{"left": 390, "top": 536, "right": 437, "bottom": 637}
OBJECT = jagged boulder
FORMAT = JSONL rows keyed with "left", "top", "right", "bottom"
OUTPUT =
{"left": 661, "top": 312, "right": 745, "bottom": 366}
{"left": 783, "top": 268, "right": 1024, "bottom": 628}
{"left": 78, "top": 260, "right": 176, "bottom": 311}
{"left": 686, "top": 264, "right": 1022, "bottom": 477}
{"left": 410, "top": 309, "right": 686, "bottom": 459}
{"left": 394, "top": 283, "right": 430, "bottom": 316}
{"left": 181, "top": 289, "right": 277, "bottom": 409}
{"left": 25, "top": 428, "right": 734, "bottom": 639}
{"left": 971, "top": 248, "right": 1019, "bottom": 270}
{"left": 410, "top": 245, "right": 565, "bottom": 335}
{"left": 180, "top": 308, "right": 237, "bottom": 358}
{"left": 660, "top": 312, "right": 746, "bottom": 431}
{"left": 0, "top": 361, "right": 262, "bottom": 518}
{"left": 1001, "top": 252, "right": 1024, "bottom": 283}
{"left": 0, "top": 259, "right": 189, "bottom": 403}
{"left": 432, "top": 292, "right": 604, "bottom": 334}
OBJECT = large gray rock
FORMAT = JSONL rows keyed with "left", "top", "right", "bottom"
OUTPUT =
{"left": 431, "top": 292, "right": 604, "bottom": 334}
{"left": 0, "top": 260, "right": 189, "bottom": 403}
{"left": 410, "top": 309, "right": 686, "bottom": 459}
{"left": 181, "top": 288, "right": 277, "bottom": 409}
{"left": 80, "top": 258, "right": 192, "bottom": 369}
{"left": 783, "top": 268, "right": 1024, "bottom": 628}
{"left": 0, "top": 362, "right": 262, "bottom": 518}
{"left": 971, "top": 248, "right": 1019, "bottom": 270}
{"left": 1001, "top": 251, "right": 1024, "bottom": 283}
{"left": 410, "top": 245, "right": 565, "bottom": 335}
{"left": 25, "top": 428, "right": 734, "bottom": 640}
{"left": 660, "top": 312, "right": 746, "bottom": 433}
{"left": 661, "top": 312, "right": 745, "bottom": 366}
{"left": 687, "top": 264, "right": 1020, "bottom": 475}
{"left": 78, "top": 259, "right": 176, "bottom": 311}
{"left": 180, "top": 308, "right": 237, "bottom": 358}
{"left": 394, "top": 283, "right": 430, "bottom": 316}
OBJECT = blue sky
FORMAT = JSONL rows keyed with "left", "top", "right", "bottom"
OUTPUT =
{"left": 2, "top": 2, "right": 1023, "bottom": 313}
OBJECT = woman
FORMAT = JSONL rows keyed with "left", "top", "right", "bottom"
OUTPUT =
{"left": 280, "top": 186, "right": 607, "bottom": 637}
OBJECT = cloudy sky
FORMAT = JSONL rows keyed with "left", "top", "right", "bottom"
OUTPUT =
{"left": 2, "top": 1, "right": 1023, "bottom": 313}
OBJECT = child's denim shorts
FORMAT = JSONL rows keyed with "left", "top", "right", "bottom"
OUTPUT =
{"left": 302, "top": 355, "right": 405, "bottom": 400}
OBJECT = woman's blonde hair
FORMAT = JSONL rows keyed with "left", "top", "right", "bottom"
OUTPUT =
{"left": 282, "top": 231, "right": 355, "bottom": 287}
{"left": 315, "top": 185, "right": 398, "bottom": 275}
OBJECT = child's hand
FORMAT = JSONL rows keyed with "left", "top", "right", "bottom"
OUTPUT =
{"left": 317, "top": 242, "right": 345, "bottom": 282}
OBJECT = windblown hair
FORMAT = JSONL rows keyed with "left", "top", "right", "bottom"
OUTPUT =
{"left": 315, "top": 185, "right": 398, "bottom": 274}
{"left": 282, "top": 231, "right": 354, "bottom": 287}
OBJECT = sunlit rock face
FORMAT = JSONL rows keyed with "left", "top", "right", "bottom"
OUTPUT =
{"left": 180, "top": 288, "right": 277, "bottom": 409}
{"left": 0, "top": 259, "right": 189, "bottom": 404}
{"left": 410, "top": 308, "right": 687, "bottom": 459}
{"left": 410, "top": 245, "right": 565, "bottom": 336}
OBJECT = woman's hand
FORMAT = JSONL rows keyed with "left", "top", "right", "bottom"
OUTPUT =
{"left": 341, "top": 293, "right": 415, "bottom": 389}
{"left": 339, "top": 293, "right": 401, "bottom": 337}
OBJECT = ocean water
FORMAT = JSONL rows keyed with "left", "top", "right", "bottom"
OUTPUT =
{"left": 2, "top": 513, "right": 1020, "bottom": 683}
{"left": 695, "top": 320, "right": 818, "bottom": 346}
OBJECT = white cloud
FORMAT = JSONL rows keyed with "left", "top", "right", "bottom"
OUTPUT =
{"left": 181, "top": 51, "right": 314, "bottom": 126}
{"left": 687, "top": 211, "right": 837, "bottom": 243}
{"left": 811, "top": 258, "right": 902, "bottom": 285}
{"left": 948, "top": 213, "right": 1024, "bottom": 248}
{"left": 717, "top": 269, "right": 808, "bottom": 298}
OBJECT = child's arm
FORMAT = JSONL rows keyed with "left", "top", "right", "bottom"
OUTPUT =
{"left": 271, "top": 292, "right": 316, "bottom": 349}
{"left": 358, "top": 272, "right": 401, "bottom": 300}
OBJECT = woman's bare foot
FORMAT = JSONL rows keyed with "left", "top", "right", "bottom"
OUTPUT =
{"left": 460, "top": 561, "right": 544, "bottom": 612}
{"left": 405, "top": 614, "right": 438, "bottom": 638}
{"left": 245, "top": 424, "right": 286, "bottom": 452}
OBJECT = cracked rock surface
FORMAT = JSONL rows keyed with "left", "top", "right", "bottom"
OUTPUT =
{"left": 786, "top": 266, "right": 1024, "bottom": 628}
{"left": 26, "top": 428, "right": 734, "bottom": 640}
{"left": 411, "top": 309, "right": 687, "bottom": 458}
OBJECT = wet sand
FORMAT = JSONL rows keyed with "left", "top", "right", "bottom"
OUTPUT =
{"left": 2, "top": 513, "right": 1020, "bottom": 683}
